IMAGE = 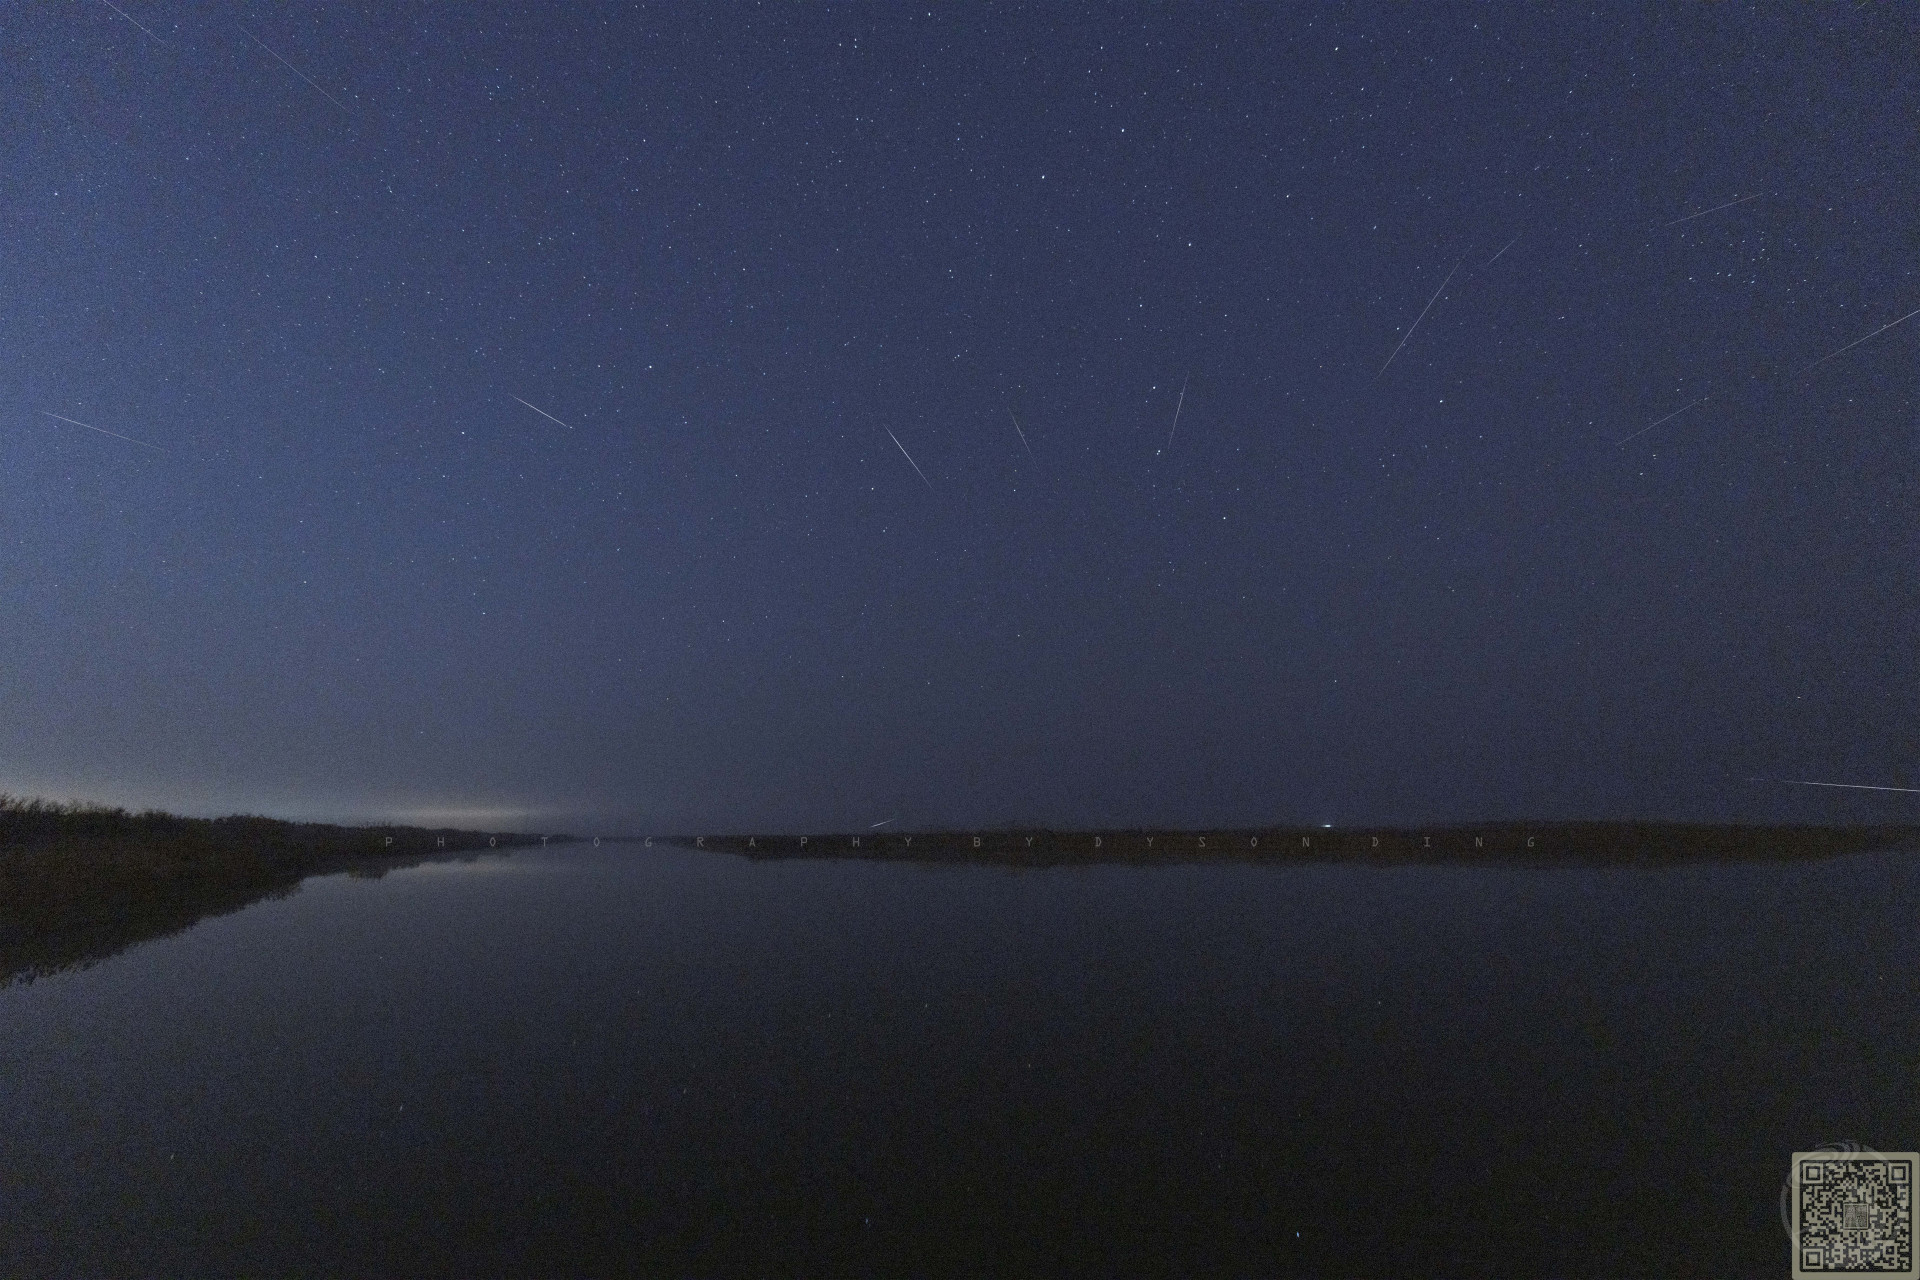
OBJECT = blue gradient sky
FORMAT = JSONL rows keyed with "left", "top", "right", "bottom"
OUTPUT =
{"left": 4, "top": 3, "right": 1915, "bottom": 833}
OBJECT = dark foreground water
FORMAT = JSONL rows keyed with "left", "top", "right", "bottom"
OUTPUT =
{"left": 2, "top": 842, "right": 1916, "bottom": 1277}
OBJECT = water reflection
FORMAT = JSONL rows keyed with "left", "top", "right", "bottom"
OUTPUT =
{"left": 1, "top": 842, "right": 1915, "bottom": 1276}
{"left": 0, "top": 843, "right": 551, "bottom": 988}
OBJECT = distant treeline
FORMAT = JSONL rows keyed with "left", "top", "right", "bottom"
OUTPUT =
{"left": 673, "top": 821, "right": 1920, "bottom": 867}
{"left": 0, "top": 795, "right": 569, "bottom": 987}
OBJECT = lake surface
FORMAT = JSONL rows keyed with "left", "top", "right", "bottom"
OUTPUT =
{"left": 2, "top": 841, "right": 1916, "bottom": 1277}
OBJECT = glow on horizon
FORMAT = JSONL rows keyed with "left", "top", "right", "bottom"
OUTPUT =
{"left": 0, "top": 779, "right": 561, "bottom": 830}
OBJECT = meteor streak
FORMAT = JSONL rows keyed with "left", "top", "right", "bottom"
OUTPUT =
{"left": 1158, "top": 374, "right": 1189, "bottom": 456}
{"left": 40, "top": 411, "right": 167, "bottom": 453}
{"left": 1378, "top": 259, "right": 1462, "bottom": 378}
{"left": 511, "top": 395, "right": 573, "bottom": 429}
{"left": 1766, "top": 778, "right": 1920, "bottom": 795}
{"left": 240, "top": 27, "right": 349, "bottom": 113}
{"left": 1664, "top": 193, "right": 1760, "bottom": 226}
{"left": 1802, "top": 305, "right": 1920, "bottom": 374}
{"left": 1008, "top": 409, "right": 1034, "bottom": 459}
{"left": 98, "top": 0, "right": 164, "bottom": 43}
{"left": 1618, "top": 394, "right": 1709, "bottom": 445}
{"left": 885, "top": 428, "right": 933, "bottom": 490}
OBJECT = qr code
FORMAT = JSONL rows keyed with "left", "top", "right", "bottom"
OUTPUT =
{"left": 1793, "top": 1152, "right": 1916, "bottom": 1278}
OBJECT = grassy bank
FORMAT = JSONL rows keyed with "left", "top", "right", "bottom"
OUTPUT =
{"left": 0, "top": 795, "right": 568, "bottom": 987}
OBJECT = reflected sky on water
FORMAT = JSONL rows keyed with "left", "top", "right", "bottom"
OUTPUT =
{"left": 3, "top": 842, "right": 1917, "bottom": 1276}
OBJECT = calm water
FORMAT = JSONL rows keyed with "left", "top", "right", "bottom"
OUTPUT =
{"left": 2, "top": 842, "right": 1916, "bottom": 1277}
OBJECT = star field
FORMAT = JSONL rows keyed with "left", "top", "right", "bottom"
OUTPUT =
{"left": 4, "top": 3, "right": 1915, "bottom": 832}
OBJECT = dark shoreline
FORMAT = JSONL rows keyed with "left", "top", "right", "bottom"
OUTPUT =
{"left": 9, "top": 809, "right": 1917, "bottom": 989}
{"left": 663, "top": 821, "right": 1920, "bottom": 868}
{"left": 0, "top": 797, "right": 574, "bottom": 987}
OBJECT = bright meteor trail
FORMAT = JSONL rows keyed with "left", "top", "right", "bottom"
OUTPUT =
{"left": 511, "top": 396, "right": 574, "bottom": 429}
{"left": 885, "top": 428, "right": 933, "bottom": 490}
{"left": 1378, "top": 259, "right": 1462, "bottom": 378}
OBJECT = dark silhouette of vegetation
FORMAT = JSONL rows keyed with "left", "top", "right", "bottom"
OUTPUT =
{"left": 673, "top": 821, "right": 1920, "bottom": 867}
{"left": 0, "top": 795, "right": 572, "bottom": 987}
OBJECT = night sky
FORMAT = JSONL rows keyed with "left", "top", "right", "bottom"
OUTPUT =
{"left": 5, "top": 3, "right": 1915, "bottom": 834}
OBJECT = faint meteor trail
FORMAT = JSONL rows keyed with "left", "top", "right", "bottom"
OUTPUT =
{"left": 510, "top": 395, "right": 573, "bottom": 429}
{"left": 240, "top": 28, "right": 349, "bottom": 113}
{"left": 1378, "top": 259, "right": 1462, "bottom": 378}
{"left": 1802, "top": 305, "right": 1920, "bottom": 373}
{"left": 1008, "top": 408, "right": 1034, "bottom": 459}
{"left": 98, "top": 0, "right": 164, "bottom": 43}
{"left": 1618, "top": 394, "right": 1709, "bottom": 444}
{"left": 1157, "top": 374, "right": 1189, "bottom": 456}
{"left": 885, "top": 427, "right": 933, "bottom": 490}
{"left": 41, "top": 411, "right": 167, "bottom": 453}
{"left": 1664, "top": 193, "right": 1760, "bottom": 226}
{"left": 1758, "top": 778, "right": 1920, "bottom": 795}
{"left": 869, "top": 818, "right": 896, "bottom": 828}
{"left": 1486, "top": 234, "right": 1520, "bottom": 266}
